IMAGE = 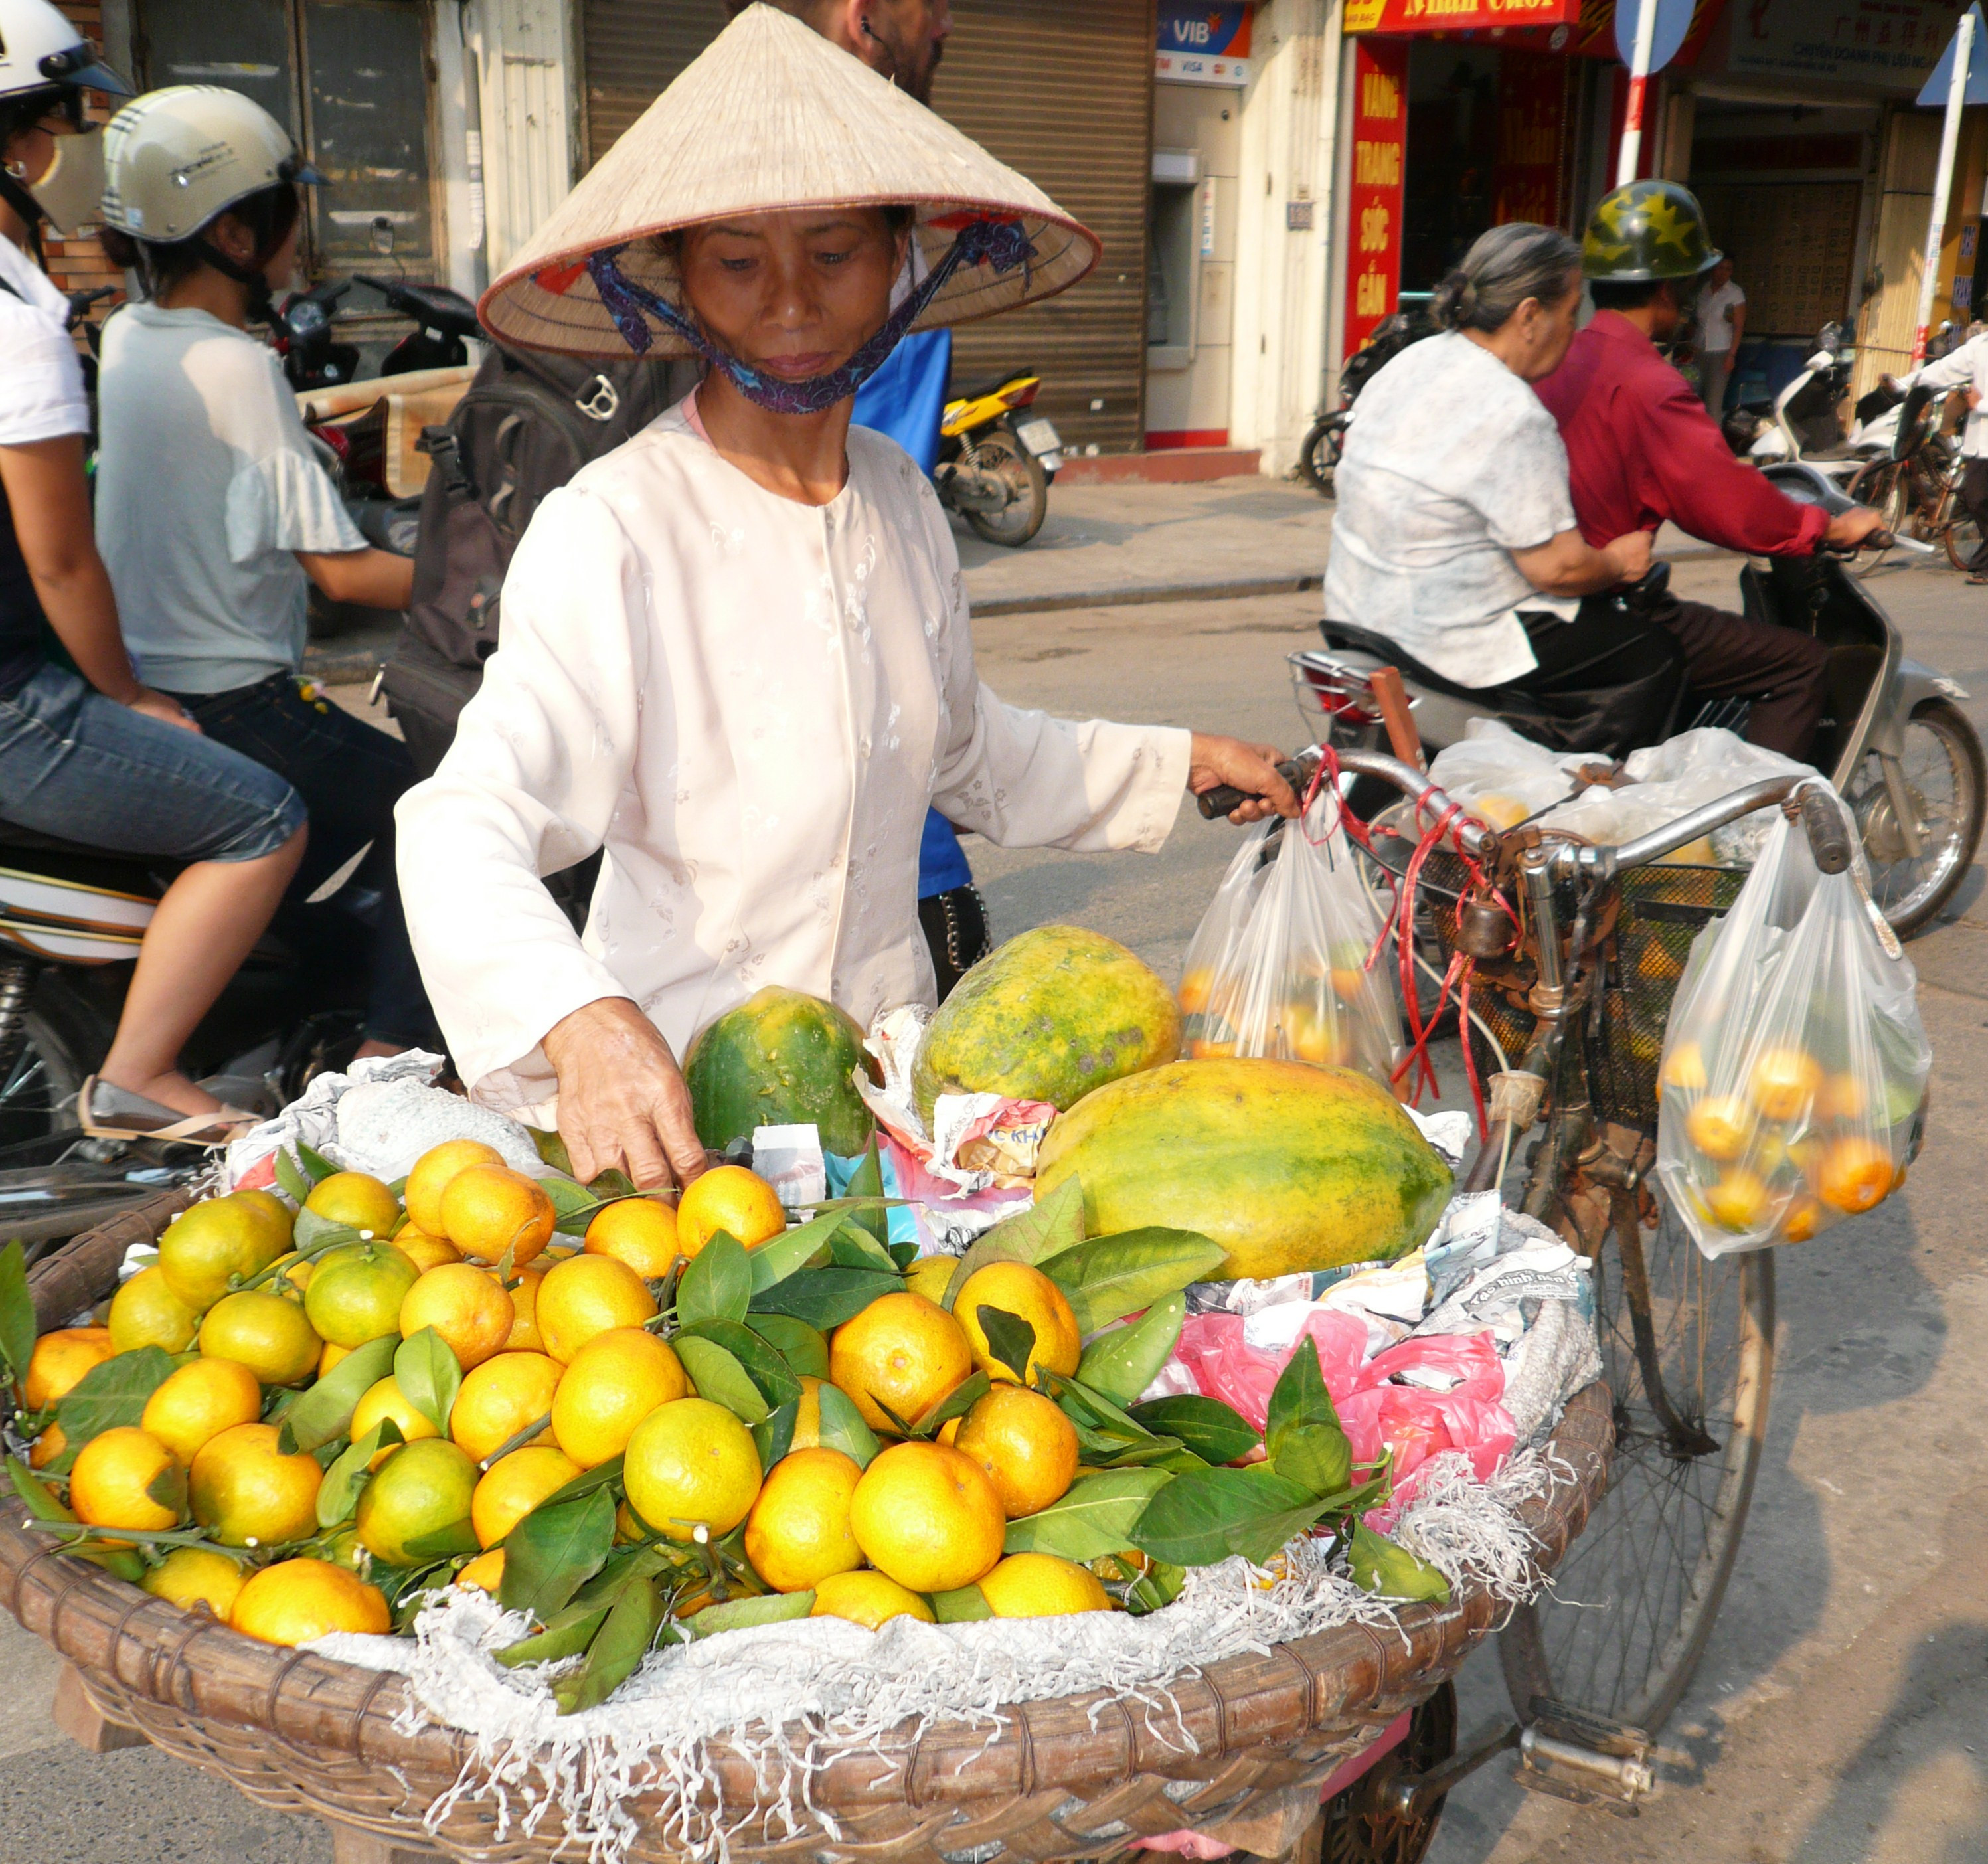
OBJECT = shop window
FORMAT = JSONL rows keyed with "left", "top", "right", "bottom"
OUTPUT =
{"left": 133, "top": 0, "right": 437, "bottom": 282}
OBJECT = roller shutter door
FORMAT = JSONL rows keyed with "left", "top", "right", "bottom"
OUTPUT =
{"left": 576, "top": 0, "right": 1151, "bottom": 453}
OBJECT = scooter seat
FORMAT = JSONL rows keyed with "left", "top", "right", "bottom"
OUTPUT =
{"left": 950, "top": 366, "right": 1033, "bottom": 403}
{"left": 0, "top": 818, "right": 169, "bottom": 896}
{"left": 1318, "top": 620, "right": 1488, "bottom": 702}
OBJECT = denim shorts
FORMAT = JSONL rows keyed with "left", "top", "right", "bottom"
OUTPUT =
{"left": 0, "top": 662, "right": 305, "bottom": 863}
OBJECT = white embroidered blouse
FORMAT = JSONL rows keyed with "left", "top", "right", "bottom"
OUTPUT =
{"left": 395, "top": 398, "right": 1192, "bottom": 1124}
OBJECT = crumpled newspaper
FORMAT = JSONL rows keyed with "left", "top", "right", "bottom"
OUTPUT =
{"left": 224, "top": 1053, "right": 549, "bottom": 1191}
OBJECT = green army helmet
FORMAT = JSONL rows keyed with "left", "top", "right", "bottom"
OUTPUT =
{"left": 1581, "top": 179, "right": 1722, "bottom": 283}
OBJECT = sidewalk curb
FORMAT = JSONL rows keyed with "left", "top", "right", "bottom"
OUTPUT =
{"left": 971, "top": 572, "right": 1323, "bottom": 618}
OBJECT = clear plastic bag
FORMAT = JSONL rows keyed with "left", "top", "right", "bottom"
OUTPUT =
{"left": 1655, "top": 795, "right": 1932, "bottom": 1259}
{"left": 1177, "top": 794, "right": 1400, "bottom": 1082}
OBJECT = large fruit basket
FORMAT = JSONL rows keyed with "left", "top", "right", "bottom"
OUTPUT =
{"left": 1, "top": 1196, "right": 1613, "bottom": 1864}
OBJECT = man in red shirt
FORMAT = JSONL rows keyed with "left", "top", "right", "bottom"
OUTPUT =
{"left": 1535, "top": 181, "right": 1881, "bottom": 759}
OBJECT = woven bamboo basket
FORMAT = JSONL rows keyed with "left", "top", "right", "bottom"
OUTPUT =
{"left": 2, "top": 1195, "right": 1612, "bottom": 1864}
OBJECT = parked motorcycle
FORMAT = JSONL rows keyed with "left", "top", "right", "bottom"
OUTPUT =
{"left": 1297, "top": 304, "right": 1438, "bottom": 497}
{"left": 933, "top": 368, "right": 1062, "bottom": 546}
{"left": 1293, "top": 463, "right": 1985, "bottom": 937}
{"left": 1732, "top": 321, "right": 1859, "bottom": 469}
{"left": 275, "top": 279, "right": 359, "bottom": 392}
{"left": 357, "top": 273, "right": 483, "bottom": 377}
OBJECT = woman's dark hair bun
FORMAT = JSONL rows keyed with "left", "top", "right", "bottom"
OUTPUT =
{"left": 1430, "top": 270, "right": 1477, "bottom": 331}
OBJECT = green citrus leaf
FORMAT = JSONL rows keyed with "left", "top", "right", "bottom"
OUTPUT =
{"left": 295, "top": 1142, "right": 339, "bottom": 1183}
{"left": 746, "top": 1314, "right": 829, "bottom": 1379}
{"left": 813, "top": 1380, "right": 880, "bottom": 1469}
{"left": 1001, "top": 1468, "right": 1173, "bottom": 1561}
{"left": 54, "top": 1345, "right": 175, "bottom": 1450}
{"left": 557, "top": 1572, "right": 668, "bottom": 1714}
{"left": 1347, "top": 1521, "right": 1450, "bottom": 1603}
{"left": 1265, "top": 1337, "right": 1340, "bottom": 1459}
{"left": 682, "top": 1590, "right": 817, "bottom": 1639}
{"left": 1129, "top": 1466, "right": 1332, "bottom": 1568}
{"left": 495, "top": 1605, "right": 609, "bottom": 1669}
{"left": 281, "top": 1333, "right": 400, "bottom": 1454}
{"left": 1037, "top": 1229, "right": 1226, "bottom": 1335}
{"left": 1271, "top": 1422, "right": 1353, "bottom": 1499}
{"left": 1127, "top": 1395, "right": 1261, "bottom": 1466}
{"left": 499, "top": 1485, "right": 616, "bottom": 1621}
{"left": 748, "top": 1267, "right": 899, "bottom": 1331}
{"left": 535, "top": 1452, "right": 623, "bottom": 1511}
{"left": 272, "top": 1149, "right": 314, "bottom": 1206}
{"left": 910, "top": 1369, "right": 989, "bottom": 1437}
{"left": 677, "top": 1230, "right": 752, "bottom": 1329}
{"left": 845, "top": 1134, "right": 887, "bottom": 1246}
{"left": 826, "top": 1222, "right": 897, "bottom": 1272}
{"left": 974, "top": 1304, "right": 1036, "bottom": 1383}
{"left": 291, "top": 1209, "right": 363, "bottom": 1252}
{"left": 673, "top": 1335, "right": 770, "bottom": 1424}
{"left": 942, "top": 1177, "right": 1084, "bottom": 1310}
{"left": 404, "top": 1516, "right": 484, "bottom": 1562}
{"left": 316, "top": 1417, "right": 403, "bottom": 1529}
{"left": 394, "top": 1327, "right": 462, "bottom": 1438}
{"left": 744, "top": 1209, "right": 843, "bottom": 1294}
{"left": 753, "top": 1398, "right": 799, "bottom": 1472}
{"left": 0, "top": 1240, "right": 33, "bottom": 1396}
{"left": 143, "top": 1462, "right": 189, "bottom": 1514}
{"left": 932, "top": 1584, "right": 992, "bottom": 1622}
{"left": 1074, "top": 1292, "right": 1186, "bottom": 1406}
{"left": 679, "top": 1319, "right": 801, "bottom": 1410}
{"left": 1123, "top": 1559, "right": 1186, "bottom": 1615}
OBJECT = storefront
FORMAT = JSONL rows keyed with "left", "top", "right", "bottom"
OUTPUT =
{"left": 1333, "top": 0, "right": 1728, "bottom": 363}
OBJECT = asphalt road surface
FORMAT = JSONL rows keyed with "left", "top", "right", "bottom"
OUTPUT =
{"left": 8, "top": 547, "right": 1988, "bottom": 1864}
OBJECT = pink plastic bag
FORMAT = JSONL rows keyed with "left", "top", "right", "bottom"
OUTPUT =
{"left": 1167, "top": 1312, "right": 1515, "bottom": 1511}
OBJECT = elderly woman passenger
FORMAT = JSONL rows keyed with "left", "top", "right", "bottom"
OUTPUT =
{"left": 1325, "top": 224, "right": 1665, "bottom": 754}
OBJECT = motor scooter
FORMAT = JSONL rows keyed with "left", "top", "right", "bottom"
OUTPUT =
{"left": 1738, "top": 322, "right": 1861, "bottom": 473}
{"left": 933, "top": 368, "right": 1062, "bottom": 546}
{"left": 356, "top": 273, "right": 483, "bottom": 376}
{"left": 1292, "top": 462, "right": 1985, "bottom": 937}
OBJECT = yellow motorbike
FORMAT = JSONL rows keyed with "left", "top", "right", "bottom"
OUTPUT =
{"left": 934, "top": 368, "right": 1062, "bottom": 547}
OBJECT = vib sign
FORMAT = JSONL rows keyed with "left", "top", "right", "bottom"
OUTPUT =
{"left": 1156, "top": 2, "right": 1254, "bottom": 87}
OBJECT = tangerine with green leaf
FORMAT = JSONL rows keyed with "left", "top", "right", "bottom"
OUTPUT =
{"left": 355, "top": 1438, "right": 479, "bottom": 1567}
{"left": 304, "top": 1241, "right": 420, "bottom": 1348}
{"left": 189, "top": 1422, "right": 323, "bottom": 1548}
{"left": 303, "top": 1171, "right": 402, "bottom": 1236}
{"left": 157, "top": 1196, "right": 289, "bottom": 1309}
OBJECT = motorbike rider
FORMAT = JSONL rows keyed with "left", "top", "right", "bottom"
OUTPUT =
{"left": 91, "top": 87, "right": 435, "bottom": 1059}
{"left": 1534, "top": 179, "right": 1884, "bottom": 760}
{"left": 1325, "top": 222, "right": 1664, "bottom": 757}
{"left": 0, "top": 1, "right": 307, "bottom": 1142}
{"left": 729, "top": 0, "right": 989, "bottom": 989}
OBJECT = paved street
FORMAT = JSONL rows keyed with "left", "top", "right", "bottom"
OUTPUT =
{"left": 11, "top": 514, "right": 1988, "bottom": 1863}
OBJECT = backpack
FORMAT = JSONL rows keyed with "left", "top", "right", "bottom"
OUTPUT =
{"left": 382, "top": 345, "right": 690, "bottom": 777}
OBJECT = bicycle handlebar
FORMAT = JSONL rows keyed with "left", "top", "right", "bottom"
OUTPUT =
{"left": 1204, "top": 749, "right": 1848, "bottom": 878}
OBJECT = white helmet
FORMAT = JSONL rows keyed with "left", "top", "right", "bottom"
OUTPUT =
{"left": 99, "top": 85, "right": 319, "bottom": 243}
{"left": 0, "top": 0, "right": 129, "bottom": 116}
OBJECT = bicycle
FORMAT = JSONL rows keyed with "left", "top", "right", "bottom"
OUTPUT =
{"left": 1197, "top": 751, "right": 1851, "bottom": 1742}
{"left": 1845, "top": 389, "right": 1979, "bottom": 576}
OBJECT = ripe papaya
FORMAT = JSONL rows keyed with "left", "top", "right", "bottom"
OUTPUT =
{"left": 1034, "top": 1058, "right": 1451, "bottom": 1280}
{"left": 683, "top": 987, "right": 878, "bottom": 1157}
{"left": 912, "top": 925, "right": 1181, "bottom": 1124}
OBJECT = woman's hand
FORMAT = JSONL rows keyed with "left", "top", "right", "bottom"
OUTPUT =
{"left": 1187, "top": 733, "right": 1301, "bottom": 824}
{"left": 129, "top": 689, "right": 201, "bottom": 734}
{"left": 1600, "top": 529, "right": 1655, "bottom": 584}
{"left": 540, "top": 997, "right": 710, "bottom": 1189}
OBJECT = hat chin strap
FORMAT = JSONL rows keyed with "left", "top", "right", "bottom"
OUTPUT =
{"left": 196, "top": 237, "right": 276, "bottom": 321}
{"left": 0, "top": 168, "right": 47, "bottom": 268}
{"left": 586, "top": 218, "right": 1035, "bottom": 416}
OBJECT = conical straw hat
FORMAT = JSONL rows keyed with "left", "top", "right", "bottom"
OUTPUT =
{"left": 480, "top": 3, "right": 1100, "bottom": 359}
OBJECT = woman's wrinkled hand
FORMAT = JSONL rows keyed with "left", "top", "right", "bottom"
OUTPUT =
{"left": 541, "top": 996, "right": 710, "bottom": 1189}
{"left": 1188, "top": 732, "right": 1301, "bottom": 824}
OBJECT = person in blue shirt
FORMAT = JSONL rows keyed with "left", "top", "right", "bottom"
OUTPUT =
{"left": 916, "top": 805, "right": 988, "bottom": 1001}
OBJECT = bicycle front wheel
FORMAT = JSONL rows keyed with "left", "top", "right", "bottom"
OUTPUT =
{"left": 1845, "top": 458, "right": 1906, "bottom": 578}
{"left": 1499, "top": 1201, "right": 1773, "bottom": 1733}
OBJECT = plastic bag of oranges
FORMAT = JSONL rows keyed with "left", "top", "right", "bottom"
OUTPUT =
{"left": 1177, "top": 791, "right": 1399, "bottom": 1084}
{"left": 1655, "top": 794, "right": 1930, "bottom": 1258}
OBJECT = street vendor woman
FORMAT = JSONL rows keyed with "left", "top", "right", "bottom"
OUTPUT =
{"left": 395, "top": 5, "right": 1296, "bottom": 1189}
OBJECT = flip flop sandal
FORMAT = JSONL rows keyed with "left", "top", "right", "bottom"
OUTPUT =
{"left": 77, "top": 1074, "right": 259, "bottom": 1147}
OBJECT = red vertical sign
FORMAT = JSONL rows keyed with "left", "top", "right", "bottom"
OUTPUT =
{"left": 1345, "top": 38, "right": 1407, "bottom": 360}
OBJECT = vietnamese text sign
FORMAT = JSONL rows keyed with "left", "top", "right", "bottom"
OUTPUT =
{"left": 1727, "top": 0, "right": 1955, "bottom": 91}
{"left": 1344, "top": 0, "right": 1580, "bottom": 33}
{"left": 1345, "top": 37, "right": 1408, "bottom": 358}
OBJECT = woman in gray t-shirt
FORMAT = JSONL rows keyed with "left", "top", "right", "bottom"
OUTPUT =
{"left": 1327, "top": 225, "right": 1671, "bottom": 756}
